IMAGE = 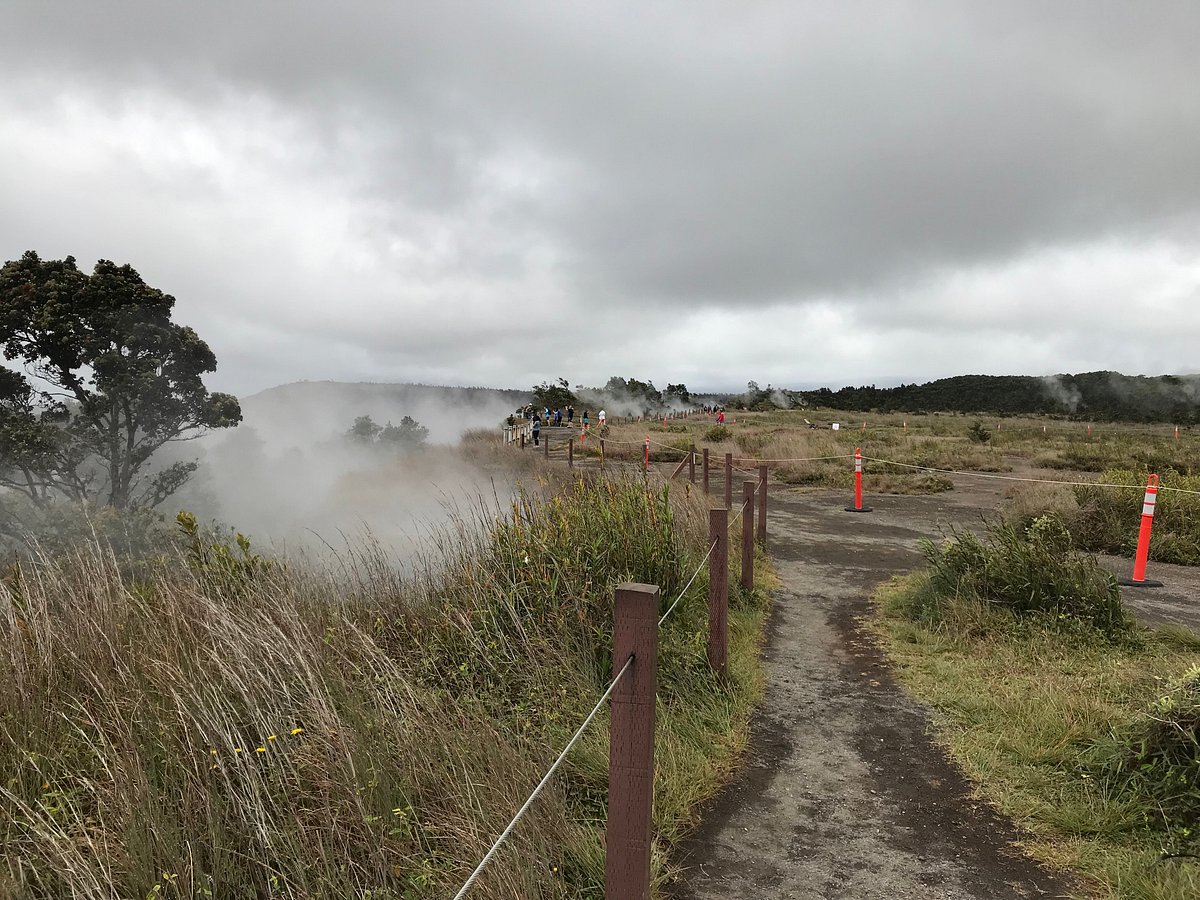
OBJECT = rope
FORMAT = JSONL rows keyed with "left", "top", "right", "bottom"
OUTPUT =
{"left": 730, "top": 454, "right": 850, "bottom": 464}
{"left": 658, "top": 538, "right": 719, "bottom": 626}
{"left": 859, "top": 456, "right": 1171, "bottom": 492}
{"left": 451, "top": 655, "right": 635, "bottom": 899}
{"left": 646, "top": 437, "right": 693, "bottom": 455}
{"left": 730, "top": 497, "right": 752, "bottom": 526}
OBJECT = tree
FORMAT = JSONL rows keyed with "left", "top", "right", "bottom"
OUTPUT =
{"left": 0, "top": 251, "right": 242, "bottom": 509}
{"left": 665, "top": 383, "right": 691, "bottom": 404}
{"left": 532, "top": 377, "right": 576, "bottom": 410}
{"left": 379, "top": 416, "right": 429, "bottom": 452}
{"left": 347, "top": 414, "right": 383, "bottom": 443}
{"left": 347, "top": 414, "right": 429, "bottom": 452}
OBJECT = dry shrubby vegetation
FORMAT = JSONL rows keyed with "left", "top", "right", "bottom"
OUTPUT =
{"left": 0, "top": 470, "right": 769, "bottom": 898}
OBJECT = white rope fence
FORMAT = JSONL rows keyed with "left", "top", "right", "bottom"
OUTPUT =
{"left": 450, "top": 655, "right": 634, "bottom": 900}
{"left": 450, "top": 531, "right": 722, "bottom": 897}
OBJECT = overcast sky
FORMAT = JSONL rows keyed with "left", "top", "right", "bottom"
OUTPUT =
{"left": 2, "top": 2, "right": 1198, "bottom": 396}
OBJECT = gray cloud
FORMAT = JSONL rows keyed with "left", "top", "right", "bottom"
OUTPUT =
{"left": 2, "top": 1, "right": 1199, "bottom": 394}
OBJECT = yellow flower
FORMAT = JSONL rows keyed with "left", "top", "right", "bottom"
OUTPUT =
{"left": 210, "top": 749, "right": 218, "bottom": 756}
{"left": 255, "top": 747, "right": 266, "bottom": 753}
{"left": 266, "top": 735, "right": 277, "bottom": 742}
{"left": 290, "top": 727, "right": 304, "bottom": 735}
{"left": 233, "top": 748, "right": 243, "bottom": 754}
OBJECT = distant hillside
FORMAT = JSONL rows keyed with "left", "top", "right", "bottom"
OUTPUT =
{"left": 239, "top": 381, "right": 528, "bottom": 446}
{"left": 796, "top": 372, "right": 1200, "bottom": 423}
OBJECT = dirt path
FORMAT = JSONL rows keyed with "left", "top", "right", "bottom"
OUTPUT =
{"left": 671, "top": 481, "right": 1076, "bottom": 899}
{"left": 522, "top": 439, "right": 1200, "bottom": 895}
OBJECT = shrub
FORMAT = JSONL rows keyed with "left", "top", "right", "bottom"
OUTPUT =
{"left": 966, "top": 420, "right": 992, "bottom": 444}
{"left": 1098, "top": 668, "right": 1200, "bottom": 852}
{"left": 703, "top": 425, "right": 731, "bottom": 443}
{"left": 918, "top": 514, "right": 1131, "bottom": 639}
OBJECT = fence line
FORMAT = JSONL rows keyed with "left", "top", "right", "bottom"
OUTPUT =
{"left": 450, "top": 654, "right": 635, "bottom": 900}
{"left": 658, "top": 539, "right": 718, "bottom": 626}
{"left": 450, "top": 487, "right": 750, "bottom": 898}
{"left": 494, "top": 417, "right": 1193, "bottom": 895}
{"left": 730, "top": 496, "right": 752, "bottom": 525}
{"left": 860, "top": 456, "right": 1162, "bottom": 492}
{"left": 515, "top": 420, "right": 1200, "bottom": 498}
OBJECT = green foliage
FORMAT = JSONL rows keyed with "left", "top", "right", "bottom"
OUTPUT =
{"left": 348, "top": 414, "right": 383, "bottom": 443}
{"left": 876, "top": 577, "right": 1200, "bottom": 898}
{"left": 533, "top": 377, "right": 577, "bottom": 410}
{"left": 176, "top": 510, "right": 271, "bottom": 596}
{"left": 798, "top": 371, "right": 1200, "bottom": 423}
{"left": 380, "top": 416, "right": 429, "bottom": 452}
{"left": 0, "top": 251, "right": 241, "bottom": 509}
{"left": 603, "top": 376, "right": 662, "bottom": 412}
{"left": 703, "top": 425, "right": 731, "bottom": 443}
{"left": 664, "top": 383, "right": 691, "bottom": 404}
{"left": 1098, "top": 668, "right": 1200, "bottom": 853}
{"left": 966, "top": 420, "right": 992, "bottom": 444}
{"left": 917, "top": 515, "right": 1131, "bottom": 639}
{"left": 1070, "top": 469, "right": 1200, "bottom": 566}
{"left": 346, "top": 414, "right": 429, "bottom": 453}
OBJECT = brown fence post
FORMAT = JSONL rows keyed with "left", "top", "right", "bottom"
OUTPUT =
{"left": 606, "top": 584, "right": 659, "bottom": 900}
{"left": 600, "top": 438, "right": 605, "bottom": 469}
{"left": 520, "top": 432, "right": 525, "bottom": 450}
{"left": 569, "top": 438, "right": 574, "bottom": 468}
{"left": 688, "top": 444, "right": 696, "bottom": 484}
{"left": 702, "top": 448, "right": 710, "bottom": 495}
{"left": 741, "top": 481, "right": 755, "bottom": 593}
{"left": 757, "top": 465, "right": 768, "bottom": 543}
{"left": 724, "top": 453, "right": 733, "bottom": 509}
{"left": 544, "top": 432, "right": 549, "bottom": 459}
{"left": 708, "top": 507, "right": 728, "bottom": 675}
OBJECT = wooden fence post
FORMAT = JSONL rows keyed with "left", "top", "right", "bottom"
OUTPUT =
{"left": 724, "top": 454, "right": 733, "bottom": 509}
{"left": 757, "top": 465, "right": 768, "bottom": 543}
{"left": 520, "top": 432, "right": 525, "bottom": 450}
{"left": 688, "top": 444, "right": 696, "bottom": 484}
{"left": 544, "top": 432, "right": 549, "bottom": 459}
{"left": 708, "top": 508, "right": 728, "bottom": 675}
{"left": 702, "top": 449, "right": 710, "bottom": 495}
{"left": 741, "top": 481, "right": 755, "bottom": 593}
{"left": 569, "top": 438, "right": 574, "bottom": 468}
{"left": 600, "top": 438, "right": 605, "bottom": 469}
{"left": 606, "top": 584, "right": 659, "bottom": 900}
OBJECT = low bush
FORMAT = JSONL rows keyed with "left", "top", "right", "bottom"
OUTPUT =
{"left": 966, "top": 420, "right": 991, "bottom": 444}
{"left": 1097, "top": 668, "right": 1200, "bottom": 854}
{"left": 917, "top": 514, "right": 1131, "bottom": 639}
{"left": 703, "top": 425, "right": 730, "bottom": 443}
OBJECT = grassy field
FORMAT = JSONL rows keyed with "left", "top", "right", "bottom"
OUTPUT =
{"left": 873, "top": 520, "right": 1200, "bottom": 899}
{"left": 600, "top": 408, "right": 1200, "bottom": 563}
{"left": 0, "top": 455, "right": 773, "bottom": 899}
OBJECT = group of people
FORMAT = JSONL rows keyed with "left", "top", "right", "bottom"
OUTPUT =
{"left": 527, "top": 407, "right": 606, "bottom": 446}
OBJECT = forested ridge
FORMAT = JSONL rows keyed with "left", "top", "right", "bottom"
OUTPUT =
{"left": 794, "top": 371, "right": 1200, "bottom": 423}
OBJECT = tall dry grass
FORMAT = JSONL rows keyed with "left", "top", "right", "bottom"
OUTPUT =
{"left": 0, "top": 474, "right": 765, "bottom": 899}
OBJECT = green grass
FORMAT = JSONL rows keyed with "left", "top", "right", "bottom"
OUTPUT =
{"left": 0, "top": 474, "right": 770, "bottom": 899}
{"left": 875, "top": 574, "right": 1200, "bottom": 899}
{"left": 1072, "top": 470, "right": 1200, "bottom": 566}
